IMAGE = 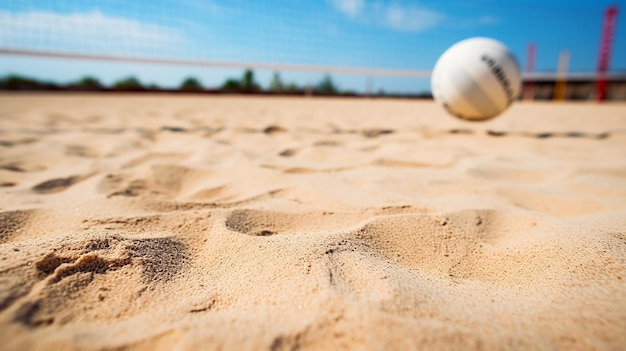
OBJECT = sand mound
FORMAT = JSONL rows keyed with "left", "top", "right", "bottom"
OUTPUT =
{"left": 0, "top": 95, "right": 625, "bottom": 350}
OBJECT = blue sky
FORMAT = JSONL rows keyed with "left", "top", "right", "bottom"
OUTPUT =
{"left": 1, "top": 0, "right": 624, "bottom": 93}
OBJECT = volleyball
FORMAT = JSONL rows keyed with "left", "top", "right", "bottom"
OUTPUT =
{"left": 431, "top": 37, "right": 522, "bottom": 121}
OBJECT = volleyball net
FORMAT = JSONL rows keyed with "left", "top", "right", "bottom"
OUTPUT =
{"left": 0, "top": 1, "right": 621, "bottom": 95}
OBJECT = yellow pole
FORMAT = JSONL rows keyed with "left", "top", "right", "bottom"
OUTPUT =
{"left": 554, "top": 51, "right": 570, "bottom": 101}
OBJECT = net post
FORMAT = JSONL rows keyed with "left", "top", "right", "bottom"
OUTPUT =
{"left": 596, "top": 5, "right": 619, "bottom": 102}
{"left": 554, "top": 51, "right": 570, "bottom": 101}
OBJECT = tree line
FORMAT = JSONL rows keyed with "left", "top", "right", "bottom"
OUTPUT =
{"left": 0, "top": 69, "right": 356, "bottom": 95}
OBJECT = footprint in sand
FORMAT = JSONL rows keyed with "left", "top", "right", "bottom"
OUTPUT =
{"left": 0, "top": 163, "right": 26, "bottom": 172}
{"left": 101, "top": 175, "right": 149, "bottom": 198}
{"left": 263, "top": 125, "right": 287, "bottom": 134}
{"left": 148, "top": 164, "right": 216, "bottom": 198}
{"left": 224, "top": 209, "right": 372, "bottom": 237}
{"left": 64, "top": 144, "right": 99, "bottom": 158}
{"left": 319, "top": 209, "right": 548, "bottom": 287}
{"left": 223, "top": 207, "right": 423, "bottom": 237}
{"left": 242, "top": 125, "right": 288, "bottom": 135}
{"left": 0, "top": 138, "right": 39, "bottom": 147}
{"left": 4, "top": 234, "right": 188, "bottom": 327}
{"left": 1, "top": 160, "right": 47, "bottom": 173}
{"left": 361, "top": 129, "right": 394, "bottom": 138}
{"left": 486, "top": 130, "right": 611, "bottom": 139}
{"left": 278, "top": 148, "right": 298, "bottom": 157}
{"left": 102, "top": 163, "right": 206, "bottom": 198}
{"left": 32, "top": 175, "right": 89, "bottom": 194}
{"left": 160, "top": 126, "right": 188, "bottom": 133}
{"left": 448, "top": 128, "right": 474, "bottom": 135}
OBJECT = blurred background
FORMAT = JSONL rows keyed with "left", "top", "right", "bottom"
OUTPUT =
{"left": 0, "top": 0, "right": 624, "bottom": 98}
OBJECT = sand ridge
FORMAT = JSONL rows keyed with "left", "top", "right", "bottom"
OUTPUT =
{"left": 0, "top": 95, "right": 625, "bottom": 350}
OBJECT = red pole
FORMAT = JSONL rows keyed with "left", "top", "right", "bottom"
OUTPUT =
{"left": 524, "top": 42, "right": 536, "bottom": 100}
{"left": 596, "top": 5, "right": 619, "bottom": 102}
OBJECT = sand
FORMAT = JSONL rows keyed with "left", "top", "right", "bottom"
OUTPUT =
{"left": 0, "top": 94, "right": 625, "bottom": 350}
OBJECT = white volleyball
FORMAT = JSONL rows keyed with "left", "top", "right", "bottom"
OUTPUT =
{"left": 431, "top": 37, "right": 522, "bottom": 121}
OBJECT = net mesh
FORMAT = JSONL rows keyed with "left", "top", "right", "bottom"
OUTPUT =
{"left": 0, "top": 1, "right": 621, "bottom": 84}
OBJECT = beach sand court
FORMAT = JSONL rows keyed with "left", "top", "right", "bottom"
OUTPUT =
{"left": 0, "top": 94, "right": 625, "bottom": 350}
